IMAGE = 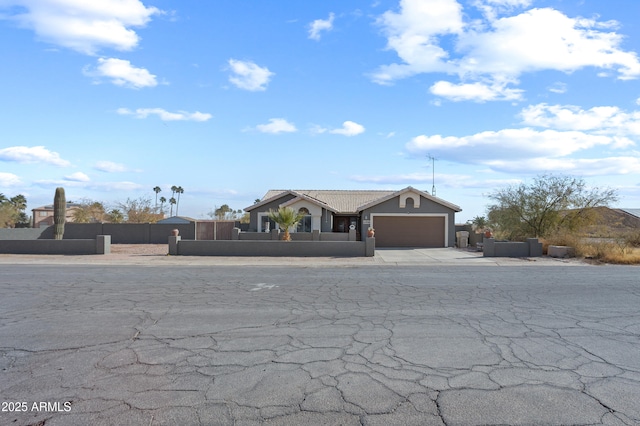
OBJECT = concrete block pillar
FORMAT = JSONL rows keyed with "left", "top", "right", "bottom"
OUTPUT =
{"left": 365, "top": 237, "right": 375, "bottom": 257}
{"left": 232, "top": 227, "right": 241, "bottom": 240}
{"left": 169, "top": 236, "right": 181, "bottom": 255}
{"left": 527, "top": 238, "right": 543, "bottom": 257}
{"left": 312, "top": 230, "right": 320, "bottom": 241}
{"left": 348, "top": 228, "right": 356, "bottom": 241}
{"left": 96, "top": 235, "right": 111, "bottom": 254}
{"left": 483, "top": 238, "right": 495, "bottom": 257}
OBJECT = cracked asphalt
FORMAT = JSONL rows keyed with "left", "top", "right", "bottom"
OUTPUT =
{"left": 1, "top": 262, "right": 639, "bottom": 425}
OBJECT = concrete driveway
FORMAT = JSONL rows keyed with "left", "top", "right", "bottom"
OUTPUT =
{"left": 374, "top": 247, "right": 573, "bottom": 266}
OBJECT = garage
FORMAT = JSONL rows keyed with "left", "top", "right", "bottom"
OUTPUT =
{"left": 372, "top": 215, "right": 446, "bottom": 248}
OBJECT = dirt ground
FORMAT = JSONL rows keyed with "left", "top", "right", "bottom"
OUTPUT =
{"left": 110, "top": 244, "right": 168, "bottom": 256}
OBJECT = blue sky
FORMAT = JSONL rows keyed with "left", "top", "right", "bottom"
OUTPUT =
{"left": 1, "top": 0, "right": 640, "bottom": 222}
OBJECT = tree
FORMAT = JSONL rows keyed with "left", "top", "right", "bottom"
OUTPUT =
{"left": 159, "top": 196, "right": 166, "bottom": 215}
{"left": 469, "top": 216, "right": 488, "bottom": 232}
{"left": 0, "top": 203, "right": 18, "bottom": 228}
{"left": 486, "top": 174, "right": 618, "bottom": 240}
{"left": 1, "top": 194, "right": 30, "bottom": 227}
{"left": 117, "top": 197, "right": 163, "bottom": 223}
{"left": 175, "top": 186, "right": 184, "bottom": 216}
{"left": 153, "top": 186, "right": 162, "bottom": 209}
{"left": 10, "top": 194, "right": 27, "bottom": 211}
{"left": 267, "top": 207, "right": 305, "bottom": 241}
{"left": 208, "top": 205, "right": 249, "bottom": 222}
{"left": 72, "top": 200, "right": 106, "bottom": 223}
{"left": 107, "top": 209, "right": 125, "bottom": 223}
{"left": 211, "top": 204, "right": 233, "bottom": 220}
{"left": 169, "top": 197, "right": 177, "bottom": 216}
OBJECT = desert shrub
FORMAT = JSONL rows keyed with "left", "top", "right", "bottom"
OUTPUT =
{"left": 599, "top": 247, "right": 640, "bottom": 264}
{"left": 541, "top": 231, "right": 586, "bottom": 256}
{"left": 624, "top": 231, "right": 640, "bottom": 248}
{"left": 575, "top": 238, "right": 640, "bottom": 264}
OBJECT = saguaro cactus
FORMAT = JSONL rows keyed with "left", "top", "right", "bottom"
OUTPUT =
{"left": 53, "top": 187, "right": 66, "bottom": 240}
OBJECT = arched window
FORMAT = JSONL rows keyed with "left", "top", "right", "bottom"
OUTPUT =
{"left": 297, "top": 207, "right": 312, "bottom": 232}
{"left": 405, "top": 197, "right": 415, "bottom": 208}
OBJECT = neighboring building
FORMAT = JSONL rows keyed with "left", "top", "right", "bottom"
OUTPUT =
{"left": 245, "top": 187, "right": 462, "bottom": 248}
{"left": 619, "top": 208, "right": 640, "bottom": 220}
{"left": 31, "top": 202, "right": 82, "bottom": 228}
{"left": 156, "top": 216, "right": 197, "bottom": 224}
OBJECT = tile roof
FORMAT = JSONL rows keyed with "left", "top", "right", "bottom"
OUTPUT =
{"left": 261, "top": 189, "right": 404, "bottom": 213}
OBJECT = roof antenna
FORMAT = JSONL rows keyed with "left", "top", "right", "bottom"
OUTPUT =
{"left": 427, "top": 154, "right": 437, "bottom": 196}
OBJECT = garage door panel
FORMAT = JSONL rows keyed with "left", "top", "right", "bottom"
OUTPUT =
{"left": 374, "top": 216, "right": 445, "bottom": 247}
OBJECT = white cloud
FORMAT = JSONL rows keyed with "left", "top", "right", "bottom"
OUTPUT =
{"left": 117, "top": 107, "right": 212, "bottom": 121}
{"left": 371, "top": 0, "right": 464, "bottom": 84}
{"left": 350, "top": 171, "right": 520, "bottom": 189}
{"left": 407, "top": 128, "right": 616, "bottom": 161}
{"left": 485, "top": 156, "right": 640, "bottom": 176}
{"left": 473, "top": 0, "right": 532, "bottom": 20}
{"left": 548, "top": 82, "right": 567, "bottom": 94}
{"left": 0, "top": 172, "right": 21, "bottom": 187}
{"left": 1, "top": 0, "right": 162, "bottom": 55}
{"left": 64, "top": 172, "right": 90, "bottom": 182}
{"left": 373, "top": 0, "right": 640, "bottom": 99}
{"left": 329, "top": 121, "right": 366, "bottom": 136}
{"left": 0, "top": 145, "right": 70, "bottom": 166}
{"left": 521, "top": 103, "right": 640, "bottom": 137}
{"left": 35, "top": 179, "right": 144, "bottom": 192}
{"left": 308, "top": 12, "right": 335, "bottom": 41}
{"left": 430, "top": 80, "right": 523, "bottom": 102}
{"left": 94, "top": 161, "right": 127, "bottom": 172}
{"left": 457, "top": 8, "right": 640, "bottom": 79}
{"left": 85, "top": 57, "right": 157, "bottom": 88}
{"left": 256, "top": 118, "right": 297, "bottom": 134}
{"left": 228, "top": 59, "right": 274, "bottom": 91}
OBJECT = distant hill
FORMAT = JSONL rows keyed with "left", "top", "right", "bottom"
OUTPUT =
{"left": 583, "top": 207, "right": 640, "bottom": 236}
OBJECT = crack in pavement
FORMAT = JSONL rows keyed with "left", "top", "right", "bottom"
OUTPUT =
{"left": 1, "top": 264, "right": 639, "bottom": 425}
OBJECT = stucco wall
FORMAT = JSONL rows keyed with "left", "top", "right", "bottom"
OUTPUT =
{"left": 173, "top": 240, "right": 372, "bottom": 257}
{"left": 0, "top": 223, "right": 195, "bottom": 243}
{"left": 483, "top": 238, "right": 543, "bottom": 257}
{"left": 0, "top": 236, "right": 110, "bottom": 255}
{"left": 249, "top": 193, "right": 296, "bottom": 231}
{"left": 361, "top": 194, "right": 457, "bottom": 246}
{"left": 0, "top": 228, "right": 47, "bottom": 240}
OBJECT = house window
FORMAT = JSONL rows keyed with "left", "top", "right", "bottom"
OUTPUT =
{"left": 260, "top": 215, "right": 276, "bottom": 232}
{"left": 297, "top": 208, "right": 312, "bottom": 232}
{"left": 39, "top": 211, "right": 49, "bottom": 217}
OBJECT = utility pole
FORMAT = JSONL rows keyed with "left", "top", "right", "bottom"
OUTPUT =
{"left": 427, "top": 154, "right": 437, "bottom": 196}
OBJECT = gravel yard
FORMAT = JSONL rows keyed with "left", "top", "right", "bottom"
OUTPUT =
{"left": 110, "top": 244, "right": 168, "bottom": 256}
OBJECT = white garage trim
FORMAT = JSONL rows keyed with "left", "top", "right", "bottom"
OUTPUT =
{"left": 370, "top": 213, "right": 450, "bottom": 247}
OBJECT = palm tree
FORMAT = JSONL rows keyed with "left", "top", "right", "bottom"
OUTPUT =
{"left": 175, "top": 186, "right": 184, "bottom": 216}
{"left": 169, "top": 197, "right": 177, "bottom": 216}
{"left": 159, "top": 196, "right": 166, "bottom": 215}
{"left": 153, "top": 186, "right": 162, "bottom": 209}
{"left": 10, "top": 194, "right": 27, "bottom": 211}
{"left": 108, "top": 209, "right": 124, "bottom": 223}
{"left": 267, "top": 207, "right": 305, "bottom": 241}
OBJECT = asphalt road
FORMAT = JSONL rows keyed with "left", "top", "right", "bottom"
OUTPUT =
{"left": 1, "top": 264, "right": 639, "bottom": 425}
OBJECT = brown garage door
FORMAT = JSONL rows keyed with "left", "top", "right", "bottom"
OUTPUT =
{"left": 373, "top": 216, "right": 445, "bottom": 247}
